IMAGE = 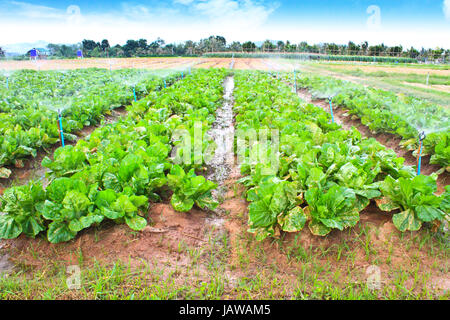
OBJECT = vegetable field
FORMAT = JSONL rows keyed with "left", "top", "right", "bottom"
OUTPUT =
{"left": 0, "top": 64, "right": 448, "bottom": 300}
{"left": 281, "top": 72, "right": 450, "bottom": 169}
{"left": 0, "top": 69, "right": 183, "bottom": 179}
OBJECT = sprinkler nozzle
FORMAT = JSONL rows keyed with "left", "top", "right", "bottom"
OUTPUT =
{"left": 419, "top": 131, "right": 426, "bottom": 141}
{"left": 328, "top": 96, "right": 332, "bottom": 102}
{"left": 58, "top": 109, "right": 62, "bottom": 118}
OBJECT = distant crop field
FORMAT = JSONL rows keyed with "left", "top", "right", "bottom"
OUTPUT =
{"left": 0, "top": 57, "right": 287, "bottom": 71}
{"left": 2, "top": 57, "right": 448, "bottom": 75}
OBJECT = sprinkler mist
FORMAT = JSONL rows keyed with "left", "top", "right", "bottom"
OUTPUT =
{"left": 57, "top": 109, "right": 65, "bottom": 147}
{"left": 416, "top": 131, "right": 426, "bottom": 175}
{"left": 293, "top": 70, "right": 298, "bottom": 92}
{"left": 229, "top": 53, "right": 235, "bottom": 69}
{"left": 328, "top": 96, "right": 335, "bottom": 123}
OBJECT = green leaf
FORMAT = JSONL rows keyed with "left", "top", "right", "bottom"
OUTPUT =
{"left": 171, "top": 193, "right": 194, "bottom": 212}
{"left": 21, "top": 216, "right": 45, "bottom": 237}
{"left": 308, "top": 220, "right": 331, "bottom": 236}
{"left": 129, "top": 195, "right": 148, "bottom": 209}
{"left": 248, "top": 199, "right": 275, "bottom": 228}
{"left": 102, "top": 173, "right": 122, "bottom": 193}
{"left": 112, "top": 195, "right": 138, "bottom": 214}
{"left": 47, "top": 221, "right": 77, "bottom": 243}
{"left": 68, "top": 219, "right": 84, "bottom": 233}
{"left": 375, "top": 196, "right": 400, "bottom": 212}
{"left": 278, "top": 207, "right": 307, "bottom": 232}
{"left": 248, "top": 226, "right": 275, "bottom": 241}
{"left": 38, "top": 200, "right": 63, "bottom": 221}
{"left": 0, "top": 167, "right": 12, "bottom": 179}
{"left": 415, "top": 205, "right": 445, "bottom": 222}
{"left": 95, "top": 189, "right": 117, "bottom": 208}
{"left": 61, "top": 191, "right": 91, "bottom": 220}
{"left": 392, "top": 209, "right": 422, "bottom": 232}
{"left": 0, "top": 215, "right": 22, "bottom": 239}
{"left": 195, "top": 193, "right": 219, "bottom": 211}
{"left": 125, "top": 215, "right": 147, "bottom": 231}
{"left": 101, "top": 207, "right": 123, "bottom": 220}
{"left": 118, "top": 154, "right": 141, "bottom": 182}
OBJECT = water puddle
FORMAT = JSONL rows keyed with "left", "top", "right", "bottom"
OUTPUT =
{"left": 206, "top": 76, "right": 235, "bottom": 202}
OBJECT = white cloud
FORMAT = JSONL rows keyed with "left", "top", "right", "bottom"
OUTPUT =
{"left": 174, "top": 0, "right": 195, "bottom": 5}
{"left": 193, "top": 0, "right": 278, "bottom": 28}
{"left": 444, "top": 0, "right": 450, "bottom": 20}
{"left": 7, "top": 1, "right": 66, "bottom": 19}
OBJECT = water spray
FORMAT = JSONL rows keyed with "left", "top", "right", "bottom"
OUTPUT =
{"left": 57, "top": 109, "right": 65, "bottom": 147}
{"left": 294, "top": 70, "right": 297, "bottom": 92}
{"left": 328, "top": 96, "right": 335, "bottom": 123}
{"left": 416, "top": 131, "right": 426, "bottom": 175}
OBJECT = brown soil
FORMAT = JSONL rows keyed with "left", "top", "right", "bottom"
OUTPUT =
{"left": 5, "top": 204, "right": 216, "bottom": 270}
{"left": 0, "top": 58, "right": 198, "bottom": 71}
{"left": 296, "top": 88, "right": 449, "bottom": 194}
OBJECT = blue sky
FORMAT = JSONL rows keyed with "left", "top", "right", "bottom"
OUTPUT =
{"left": 1, "top": 0, "right": 449, "bottom": 49}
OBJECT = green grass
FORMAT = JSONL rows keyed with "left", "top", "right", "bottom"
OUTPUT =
{"left": 341, "top": 68, "right": 450, "bottom": 85}
{"left": 299, "top": 63, "right": 450, "bottom": 106}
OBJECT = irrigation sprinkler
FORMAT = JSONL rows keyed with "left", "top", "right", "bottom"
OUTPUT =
{"left": 181, "top": 71, "right": 184, "bottom": 79}
{"left": 328, "top": 96, "right": 335, "bottom": 123}
{"left": 164, "top": 79, "right": 167, "bottom": 89}
{"left": 57, "top": 109, "right": 65, "bottom": 147}
{"left": 189, "top": 66, "right": 191, "bottom": 74}
{"left": 426, "top": 73, "right": 430, "bottom": 86}
{"left": 5, "top": 76, "right": 9, "bottom": 89}
{"left": 294, "top": 70, "right": 297, "bottom": 92}
{"left": 416, "top": 131, "right": 426, "bottom": 175}
{"left": 133, "top": 86, "right": 137, "bottom": 102}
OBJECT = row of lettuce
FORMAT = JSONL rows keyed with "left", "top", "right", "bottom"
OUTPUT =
{"left": 0, "top": 69, "right": 225, "bottom": 243}
{"left": 0, "top": 69, "right": 179, "bottom": 177}
{"left": 279, "top": 72, "right": 450, "bottom": 170}
{"left": 233, "top": 71, "right": 448, "bottom": 239}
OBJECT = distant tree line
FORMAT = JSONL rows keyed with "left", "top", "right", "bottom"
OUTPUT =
{"left": 2, "top": 36, "right": 449, "bottom": 62}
